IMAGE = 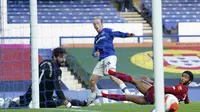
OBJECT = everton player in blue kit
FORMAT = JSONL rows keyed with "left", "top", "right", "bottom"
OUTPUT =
{"left": 87, "top": 17, "right": 135, "bottom": 105}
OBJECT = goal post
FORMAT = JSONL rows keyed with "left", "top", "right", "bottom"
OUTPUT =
{"left": 30, "top": 0, "right": 40, "bottom": 108}
{"left": 152, "top": 0, "right": 165, "bottom": 111}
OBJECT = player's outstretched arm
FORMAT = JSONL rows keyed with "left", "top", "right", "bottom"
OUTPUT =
{"left": 41, "top": 61, "right": 68, "bottom": 107}
{"left": 112, "top": 30, "right": 135, "bottom": 38}
{"left": 184, "top": 95, "right": 190, "bottom": 104}
{"left": 164, "top": 85, "right": 187, "bottom": 95}
{"left": 54, "top": 80, "right": 87, "bottom": 107}
{"left": 164, "top": 85, "right": 190, "bottom": 104}
{"left": 54, "top": 80, "right": 70, "bottom": 106}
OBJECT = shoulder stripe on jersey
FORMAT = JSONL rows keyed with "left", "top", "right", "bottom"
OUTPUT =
{"left": 39, "top": 61, "right": 53, "bottom": 83}
{"left": 39, "top": 69, "right": 45, "bottom": 83}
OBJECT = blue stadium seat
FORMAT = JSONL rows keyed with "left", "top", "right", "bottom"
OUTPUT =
{"left": 143, "top": 0, "right": 200, "bottom": 30}
{"left": 7, "top": 0, "right": 124, "bottom": 24}
{"left": 162, "top": 14, "right": 200, "bottom": 19}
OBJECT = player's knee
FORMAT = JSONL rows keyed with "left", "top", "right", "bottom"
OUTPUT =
{"left": 89, "top": 79, "right": 96, "bottom": 86}
{"left": 140, "top": 76, "right": 148, "bottom": 81}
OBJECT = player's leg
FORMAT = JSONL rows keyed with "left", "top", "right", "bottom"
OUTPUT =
{"left": 44, "top": 99, "right": 86, "bottom": 108}
{"left": 59, "top": 96, "right": 87, "bottom": 107}
{"left": 41, "top": 101, "right": 57, "bottom": 108}
{"left": 87, "top": 61, "right": 103, "bottom": 105}
{"left": 89, "top": 60, "right": 103, "bottom": 92}
{"left": 7, "top": 95, "right": 32, "bottom": 108}
{"left": 51, "top": 94, "right": 87, "bottom": 107}
{"left": 42, "top": 98, "right": 81, "bottom": 108}
{"left": 39, "top": 98, "right": 62, "bottom": 108}
{"left": 89, "top": 74, "right": 101, "bottom": 93}
{"left": 110, "top": 75, "right": 130, "bottom": 94}
{"left": 7, "top": 85, "right": 32, "bottom": 108}
{"left": 19, "top": 94, "right": 32, "bottom": 107}
{"left": 20, "top": 85, "right": 32, "bottom": 106}
{"left": 87, "top": 76, "right": 101, "bottom": 105}
{"left": 69, "top": 99, "right": 87, "bottom": 107}
{"left": 108, "top": 70, "right": 152, "bottom": 94}
{"left": 99, "top": 92, "right": 147, "bottom": 105}
{"left": 104, "top": 56, "right": 130, "bottom": 94}
{"left": 140, "top": 76, "right": 154, "bottom": 84}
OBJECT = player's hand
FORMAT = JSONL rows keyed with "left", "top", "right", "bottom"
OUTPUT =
{"left": 63, "top": 100, "right": 72, "bottom": 108}
{"left": 94, "top": 49, "right": 100, "bottom": 57}
{"left": 128, "top": 33, "right": 135, "bottom": 37}
{"left": 66, "top": 102, "right": 72, "bottom": 108}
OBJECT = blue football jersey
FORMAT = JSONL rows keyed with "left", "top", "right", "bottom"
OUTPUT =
{"left": 92, "top": 28, "right": 129, "bottom": 60}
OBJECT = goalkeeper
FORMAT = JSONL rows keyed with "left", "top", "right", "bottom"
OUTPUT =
{"left": 6, "top": 47, "right": 86, "bottom": 108}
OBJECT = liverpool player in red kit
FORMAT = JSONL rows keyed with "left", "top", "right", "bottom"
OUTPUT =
{"left": 92, "top": 70, "right": 193, "bottom": 106}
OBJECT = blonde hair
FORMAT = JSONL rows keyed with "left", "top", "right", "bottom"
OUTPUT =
{"left": 93, "top": 16, "right": 103, "bottom": 23}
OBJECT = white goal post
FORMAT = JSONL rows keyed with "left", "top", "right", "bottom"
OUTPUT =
{"left": 152, "top": 0, "right": 165, "bottom": 111}
{"left": 30, "top": 0, "right": 40, "bottom": 108}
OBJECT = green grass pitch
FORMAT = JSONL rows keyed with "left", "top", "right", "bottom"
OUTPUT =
{"left": 2, "top": 102, "right": 200, "bottom": 112}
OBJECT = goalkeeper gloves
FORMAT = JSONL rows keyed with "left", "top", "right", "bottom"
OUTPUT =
{"left": 66, "top": 102, "right": 72, "bottom": 108}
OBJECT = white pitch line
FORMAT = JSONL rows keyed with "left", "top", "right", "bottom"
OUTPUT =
{"left": 40, "top": 108, "right": 102, "bottom": 112}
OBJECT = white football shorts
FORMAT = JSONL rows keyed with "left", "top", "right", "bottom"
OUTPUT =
{"left": 92, "top": 55, "right": 117, "bottom": 77}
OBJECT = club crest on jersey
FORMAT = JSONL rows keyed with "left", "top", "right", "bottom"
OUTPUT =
{"left": 131, "top": 50, "right": 200, "bottom": 74}
{"left": 107, "top": 61, "right": 111, "bottom": 65}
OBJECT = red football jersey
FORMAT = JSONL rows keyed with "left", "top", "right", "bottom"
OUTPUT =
{"left": 164, "top": 84, "right": 189, "bottom": 104}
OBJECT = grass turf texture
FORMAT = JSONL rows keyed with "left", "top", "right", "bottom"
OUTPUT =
{"left": 1, "top": 102, "right": 200, "bottom": 112}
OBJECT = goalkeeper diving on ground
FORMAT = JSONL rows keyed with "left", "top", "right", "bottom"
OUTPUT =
{"left": 3, "top": 47, "right": 87, "bottom": 108}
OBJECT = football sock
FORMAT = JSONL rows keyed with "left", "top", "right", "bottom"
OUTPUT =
{"left": 119, "top": 83, "right": 131, "bottom": 95}
{"left": 108, "top": 70, "right": 133, "bottom": 83}
{"left": 101, "top": 92, "right": 127, "bottom": 101}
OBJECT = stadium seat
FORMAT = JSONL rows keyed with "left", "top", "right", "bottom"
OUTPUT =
{"left": 142, "top": 0, "right": 200, "bottom": 30}
{"left": 7, "top": 0, "right": 125, "bottom": 24}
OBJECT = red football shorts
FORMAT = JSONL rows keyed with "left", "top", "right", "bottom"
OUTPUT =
{"left": 144, "top": 86, "right": 155, "bottom": 104}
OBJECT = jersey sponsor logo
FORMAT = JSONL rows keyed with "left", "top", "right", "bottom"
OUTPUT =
{"left": 95, "top": 31, "right": 106, "bottom": 44}
{"left": 130, "top": 50, "right": 200, "bottom": 74}
{"left": 95, "top": 36, "right": 106, "bottom": 44}
{"left": 178, "top": 86, "right": 182, "bottom": 91}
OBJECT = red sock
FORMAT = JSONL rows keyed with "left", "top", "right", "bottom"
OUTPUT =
{"left": 108, "top": 70, "right": 133, "bottom": 83}
{"left": 102, "top": 92, "right": 127, "bottom": 101}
